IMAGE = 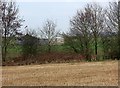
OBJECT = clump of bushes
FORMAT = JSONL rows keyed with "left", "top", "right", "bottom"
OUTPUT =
{"left": 22, "top": 33, "right": 39, "bottom": 59}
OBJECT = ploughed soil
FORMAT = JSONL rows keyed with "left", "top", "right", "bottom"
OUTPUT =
{"left": 2, "top": 60, "right": 118, "bottom": 86}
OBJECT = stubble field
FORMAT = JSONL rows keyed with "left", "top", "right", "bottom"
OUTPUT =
{"left": 2, "top": 60, "right": 118, "bottom": 86}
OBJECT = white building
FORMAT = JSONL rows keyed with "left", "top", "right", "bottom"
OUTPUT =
{"left": 55, "top": 37, "right": 64, "bottom": 45}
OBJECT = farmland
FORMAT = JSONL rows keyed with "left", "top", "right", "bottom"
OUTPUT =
{"left": 2, "top": 60, "right": 118, "bottom": 86}
{"left": 1, "top": 1, "right": 120, "bottom": 87}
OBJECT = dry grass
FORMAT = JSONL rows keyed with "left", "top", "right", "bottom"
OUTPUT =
{"left": 2, "top": 60, "right": 118, "bottom": 86}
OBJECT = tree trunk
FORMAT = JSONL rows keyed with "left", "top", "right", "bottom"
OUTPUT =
{"left": 85, "top": 41, "right": 91, "bottom": 61}
{"left": 48, "top": 44, "right": 51, "bottom": 53}
{"left": 118, "top": 1, "right": 120, "bottom": 60}
{"left": 2, "top": 3, "right": 7, "bottom": 62}
{"left": 2, "top": 26, "right": 7, "bottom": 62}
{"left": 94, "top": 36, "right": 98, "bottom": 60}
{"left": 71, "top": 46, "right": 78, "bottom": 53}
{"left": 0, "top": 1, "right": 2, "bottom": 65}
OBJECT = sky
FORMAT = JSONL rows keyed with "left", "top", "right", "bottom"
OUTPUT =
{"left": 15, "top": 0, "right": 116, "bottom": 33}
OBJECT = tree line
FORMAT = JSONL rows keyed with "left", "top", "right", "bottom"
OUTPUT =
{"left": 65, "top": 2, "right": 120, "bottom": 61}
{"left": 0, "top": 0, "right": 120, "bottom": 62}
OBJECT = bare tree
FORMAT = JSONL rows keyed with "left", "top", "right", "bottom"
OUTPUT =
{"left": 0, "top": 0, "right": 3, "bottom": 65}
{"left": 105, "top": 1, "right": 120, "bottom": 59}
{"left": 70, "top": 8, "right": 92, "bottom": 61}
{"left": 118, "top": 1, "right": 120, "bottom": 59}
{"left": 40, "top": 19, "right": 59, "bottom": 53}
{"left": 106, "top": 2, "right": 118, "bottom": 32}
{"left": 84, "top": 3, "right": 105, "bottom": 60}
{"left": 1, "top": 1, "right": 24, "bottom": 61}
{"left": 70, "top": 3, "right": 105, "bottom": 61}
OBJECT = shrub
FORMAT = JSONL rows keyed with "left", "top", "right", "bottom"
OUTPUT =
{"left": 22, "top": 34, "right": 39, "bottom": 59}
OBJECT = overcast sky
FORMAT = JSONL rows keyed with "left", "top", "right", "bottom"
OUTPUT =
{"left": 16, "top": 0, "right": 116, "bottom": 33}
